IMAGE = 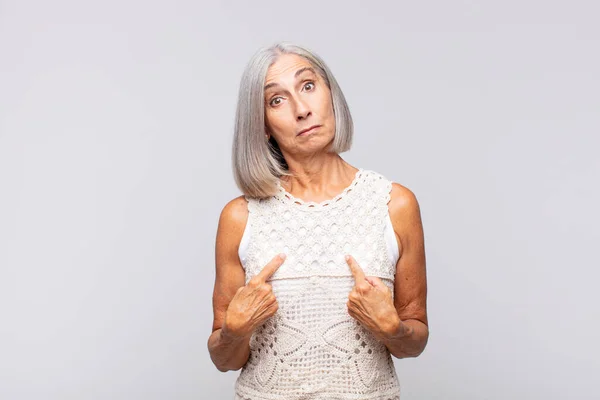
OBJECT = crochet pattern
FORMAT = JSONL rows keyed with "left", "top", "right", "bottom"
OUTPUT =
{"left": 234, "top": 169, "right": 401, "bottom": 400}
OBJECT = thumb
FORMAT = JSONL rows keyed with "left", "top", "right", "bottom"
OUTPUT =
{"left": 365, "top": 276, "right": 386, "bottom": 289}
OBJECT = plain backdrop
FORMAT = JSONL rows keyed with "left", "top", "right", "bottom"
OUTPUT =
{"left": 1, "top": 1, "right": 599, "bottom": 399}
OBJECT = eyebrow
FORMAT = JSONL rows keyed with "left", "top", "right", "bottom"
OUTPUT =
{"left": 264, "top": 67, "right": 317, "bottom": 92}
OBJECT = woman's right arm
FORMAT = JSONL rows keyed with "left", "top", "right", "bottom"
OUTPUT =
{"left": 207, "top": 196, "right": 251, "bottom": 372}
{"left": 208, "top": 196, "right": 286, "bottom": 372}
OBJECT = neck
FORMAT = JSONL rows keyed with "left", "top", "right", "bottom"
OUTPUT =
{"left": 280, "top": 155, "right": 359, "bottom": 199}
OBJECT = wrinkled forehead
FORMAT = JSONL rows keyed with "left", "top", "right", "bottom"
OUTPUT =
{"left": 264, "top": 54, "right": 318, "bottom": 86}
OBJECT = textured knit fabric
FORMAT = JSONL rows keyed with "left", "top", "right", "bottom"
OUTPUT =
{"left": 238, "top": 206, "right": 400, "bottom": 269}
{"left": 234, "top": 168, "right": 401, "bottom": 400}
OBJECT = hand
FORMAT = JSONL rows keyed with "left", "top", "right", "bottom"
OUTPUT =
{"left": 222, "top": 253, "right": 286, "bottom": 340}
{"left": 345, "top": 254, "right": 404, "bottom": 341}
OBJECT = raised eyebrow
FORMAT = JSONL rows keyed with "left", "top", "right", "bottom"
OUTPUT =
{"left": 263, "top": 67, "right": 317, "bottom": 92}
{"left": 294, "top": 66, "right": 317, "bottom": 79}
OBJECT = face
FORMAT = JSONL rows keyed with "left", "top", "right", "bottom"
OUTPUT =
{"left": 263, "top": 53, "right": 335, "bottom": 155}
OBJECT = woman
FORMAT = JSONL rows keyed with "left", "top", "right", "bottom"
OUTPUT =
{"left": 208, "top": 42, "right": 429, "bottom": 399}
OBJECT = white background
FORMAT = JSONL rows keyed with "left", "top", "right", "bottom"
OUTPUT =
{"left": 1, "top": 1, "right": 598, "bottom": 399}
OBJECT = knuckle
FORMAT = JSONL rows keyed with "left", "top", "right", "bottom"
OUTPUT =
{"left": 248, "top": 277, "right": 260, "bottom": 287}
{"left": 358, "top": 283, "right": 370, "bottom": 292}
{"left": 261, "top": 283, "right": 272, "bottom": 293}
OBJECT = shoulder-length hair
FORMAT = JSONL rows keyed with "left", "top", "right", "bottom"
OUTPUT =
{"left": 231, "top": 42, "right": 354, "bottom": 199}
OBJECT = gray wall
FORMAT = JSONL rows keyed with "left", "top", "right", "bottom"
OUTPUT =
{"left": 1, "top": 1, "right": 598, "bottom": 399}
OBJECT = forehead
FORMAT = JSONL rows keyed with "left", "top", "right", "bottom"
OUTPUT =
{"left": 265, "top": 54, "right": 316, "bottom": 84}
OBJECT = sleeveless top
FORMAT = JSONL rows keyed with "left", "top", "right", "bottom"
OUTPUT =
{"left": 234, "top": 168, "right": 402, "bottom": 400}
{"left": 239, "top": 203, "right": 399, "bottom": 271}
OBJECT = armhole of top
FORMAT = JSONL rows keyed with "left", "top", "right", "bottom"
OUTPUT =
{"left": 385, "top": 212, "right": 400, "bottom": 266}
{"left": 384, "top": 178, "right": 400, "bottom": 266}
{"left": 237, "top": 197, "right": 252, "bottom": 267}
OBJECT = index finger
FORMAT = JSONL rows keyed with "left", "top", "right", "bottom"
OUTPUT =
{"left": 345, "top": 255, "right": 366, "bottom": 282}
{"left": 256, "top": 253, "right": 286, "bottom": 282}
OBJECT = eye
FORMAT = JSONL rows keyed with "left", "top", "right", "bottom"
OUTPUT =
{"left": 303, "top": 81, "right": 315, "bottom": 91}
{"left": 269, "top": 97, "right": 283, "bottom": 107}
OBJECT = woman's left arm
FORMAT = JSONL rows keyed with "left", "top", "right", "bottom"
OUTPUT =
{"left": 383, "top": 183, "right": 429, "bottom": 358}
{"left": 345, "top": 183, "right": 428, "bottom": 359}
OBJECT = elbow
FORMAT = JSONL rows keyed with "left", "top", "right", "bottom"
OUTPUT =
{"left": 411, "top": 332, "right": 430, "bottom": 358}
{"left": 216, "top": 365, "right": 232, "bottom": 373}
{"left": 209, "top": 349, "right": 245, "bottom": 373}
{"left": 391, "top": 331, "right": 430, "bottom": 359}
{"left": 407, "top": 332, "right": 429, "bottom": 358}
{"left": 391, "top": 347, "right": 426, "bottom": 359}
{"left": 211, "top": 358, "right": 238, "bottom": 373}
{"left": 408, "top": 346, "right": 427, "bottom": 359}
{"left": 209, "top": 352, "right": 243, "bottom": 373}
{"left": 390, "top": 351, "right": 419, "bottom": 360}
{"left": 208, "top": 342, "right": 231, "bottom": 373}
{"left": 214, "top": 361, "right": 230, "bottom": 373}
{"left": 215, "top": 363, "right": 244, "bottom": 373}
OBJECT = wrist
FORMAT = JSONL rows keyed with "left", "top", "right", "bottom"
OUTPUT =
{"left": 220, "top": 326, "right": 249, "bottom": 343}
{"left": 221, "top": 317, "right": 250, "bottom": 343}
{"left": 382, "top": 313, "right": 408, "bottom": 341}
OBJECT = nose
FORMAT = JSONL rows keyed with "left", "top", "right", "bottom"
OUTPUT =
{"left": 295, "top": 98, "right": 312, "bottom": 121}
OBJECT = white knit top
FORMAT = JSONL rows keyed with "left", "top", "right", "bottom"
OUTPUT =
{"left": 234, "top": 169, "right": 402, "bottom": 400}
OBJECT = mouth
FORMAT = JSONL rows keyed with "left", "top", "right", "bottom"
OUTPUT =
{"left": 297, "top": 125, "right": 321, "bottom": 136}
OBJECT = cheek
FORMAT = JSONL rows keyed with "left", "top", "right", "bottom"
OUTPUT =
{"left": 266, "top": 110, "right": 298, "bottom": 138}
{"left": 318, "top": 94, "right": 335, "bottom": 118}
{"left": 266, "top": 110, "right": 289, "bottom": 129}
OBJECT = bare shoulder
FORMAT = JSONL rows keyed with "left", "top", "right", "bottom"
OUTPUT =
{"left": 218, "top": 195, "right": 249, "bottom": 239}
{"left": 387, "top": 182, "right": 423, "bottom": 254}
{"left": 388, "top": 182, "right": 420, "bottom": 215}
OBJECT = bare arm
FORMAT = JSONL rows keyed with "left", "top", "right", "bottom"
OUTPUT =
{"left": 208, "top": 327, "right": 251, "bottom": 373}
{"left": 207, "top": 196, "right": 251, "bottom": 372}
{"left": 380, "top": 318, "right": 429, "bottom": 359}
{"left": 207, "top": 196, "right": 286, "bottom": 372}
{"left": 383, "top": 183, "right": 429, "bottom": 358}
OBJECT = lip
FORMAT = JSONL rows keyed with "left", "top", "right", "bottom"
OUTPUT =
{"left": 297, "top": 125, "right": 320, "bottom": 136}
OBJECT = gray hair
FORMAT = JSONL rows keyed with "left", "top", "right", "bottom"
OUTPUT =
{"left": 231, "top": 42, "right": 354, "bottom": 198}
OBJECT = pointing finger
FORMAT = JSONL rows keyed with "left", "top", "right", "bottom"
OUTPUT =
{"left": 345, "top": 255, "right": 366, "bottom": 282}
{"left": 365, "top": 275, "right": 385, "bottom": 288}
{"left": 365, "top": 276, "right": 377, "bottom": 287}
{"left": 256, "top": 253, "right": 286, "bottom": 282}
